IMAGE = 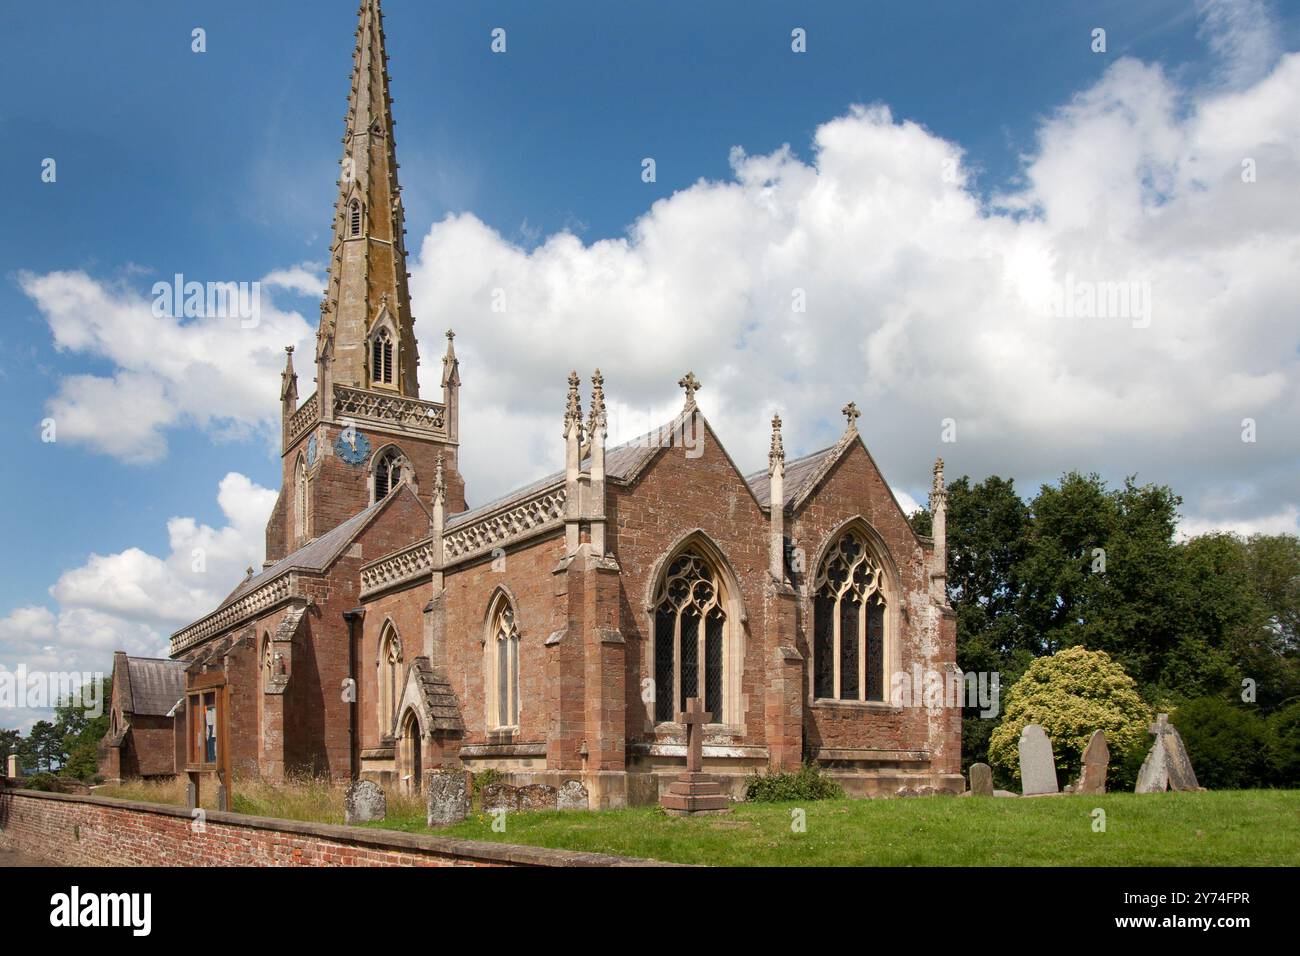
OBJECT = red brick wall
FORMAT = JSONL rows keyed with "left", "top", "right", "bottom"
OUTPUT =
{"left": 0, "top": 789, "right": 648, "bottom": 867}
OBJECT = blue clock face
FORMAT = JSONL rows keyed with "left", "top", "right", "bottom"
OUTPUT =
{"left": 334, "top": 428, "right": 371, "bottom": 466}
{"left": 305, "top": 435, "right": 319, "bottom": 468}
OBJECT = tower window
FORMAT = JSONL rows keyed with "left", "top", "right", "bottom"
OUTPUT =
{"left": 372, "top": 328, "right": 394, "bottom": 385}
{"left": 373, "top": 447, "right": 404, "bottom": 500}
{"left": 350, "top": 200, "right": 362, "bottom": 237}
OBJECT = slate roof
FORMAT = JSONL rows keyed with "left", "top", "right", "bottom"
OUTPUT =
{"left": 124, "top": 657, "right": 187, "bottom": 717}
{"left": 745, "top": 444, "right": 840, "bottom": 509}
{"left": 444, "top": 426, "right": 664, "bottom": 529}
{"left": 218, "top": 498, "right": 386, "bottom": 609}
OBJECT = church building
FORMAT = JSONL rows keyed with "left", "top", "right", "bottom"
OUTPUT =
{"left": 100, "top": 0, "right": 962, "bottom": 806}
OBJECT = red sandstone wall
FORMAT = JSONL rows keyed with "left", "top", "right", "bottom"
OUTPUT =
{"left": 788, "top": 442, "right": 953, "bottom": 764}
{"left": 607, "top": 426, "right": 770, "bottom": 746}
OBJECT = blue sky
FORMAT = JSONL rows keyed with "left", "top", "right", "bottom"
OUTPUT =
{"left": 2, "top": 0, "right": 1299, "bottom": 728}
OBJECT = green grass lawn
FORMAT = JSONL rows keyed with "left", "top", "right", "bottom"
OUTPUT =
{"left": 372, "top": 790, "right": 1300, "bottom": 866}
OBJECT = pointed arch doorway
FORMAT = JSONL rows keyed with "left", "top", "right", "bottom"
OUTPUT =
{"left": 397, "top": 708, "right": 423, "bottom": 793}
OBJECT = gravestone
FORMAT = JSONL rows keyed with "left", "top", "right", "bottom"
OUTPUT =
{"left": 518, "top": 784, "right": 558, "bottom": 812}
{"left": 1076, "top": 730, "right": 1110, "bottom": 794}
{"left": 1135, "top": 734, "right": 1169, "bottom": 793}
{"left": 345, "top": 779, "right": 387, "bottom": 825}
{"left": 660, "top": 697, "right": 730, "bottom": 816}
{"left": 557, "top": 779, "right": 589, "bottom": 810}
{"left": 968, "top": 762, "right": 994, "bottom": 796}
{"left": 481, "top": 782, "right": 522, "bottom": 812}
{"left": 5, "top": 754, "right": 19, "bottom": 778}
{"left": 1018, "top": 724, "right": 1059, "bottom": 796}
{"left": 425, "top": 768, "right": 469, "bottom": 825}
{"left": 1154, "top": 715, "right": 1200, "bottom": 791}
{"left": 186, "top": 780, "right": 198, "bottom": 810}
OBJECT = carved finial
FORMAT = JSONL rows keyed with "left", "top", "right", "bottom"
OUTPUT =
{"left": 441, "top": 328, "right": 460, "bottom": 388}
{"left": 245, "top": 566, "right": 254, "bottom": 579}
{"left": 842, "top": 401, "right": 860, "bottom": 431}
{"left": 678, "top": 371, "right": 702, "bottom": 409}
{"left": 564, "top": 371, "right": 584, "bottom": 440}
{"left": 587, "top": 369, "right": 607, "bottom": 433}
{"left": 285, "top": 345, "right": 295, "bottom": 356}
{"left": 769, "top": 413, "right": 785, "bottom": 470}
{"left": 930, "top": 456, "right": 947, "bottom": 509}
{"left": 433, "top": 453, "right": 446, "bottom": 505}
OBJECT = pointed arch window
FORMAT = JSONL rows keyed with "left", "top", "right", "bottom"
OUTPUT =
{"left": 373, "top": 447, "right": 404, "bottom": 501}
{"left": 652, "top": 549, "right": 729, "bottom": 724}
{"left": 813, "top": 530, "right": 888, "bottom": 702}
{"left": 349, "top": 199, "right": 362, "bottom": 238}
{"left": 262, "top": 633, "right": 274, "bottom": 690}
{"left": 371, "top": 327, "right": 394, "bottom": 386}
{"left": 487, "top": 596, "right": 520, "bottom": 730}
{"left": 377, "top": 624, "right": 401, "bottom": 737}
{"left": 294, "top": 455, "right": 309, "bottom": 540}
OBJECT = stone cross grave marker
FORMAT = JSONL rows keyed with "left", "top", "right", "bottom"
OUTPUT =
{"left": 1152, "top": 713, "right": 1200, "bottom": 792}
{"left": 679, "top": 696, "right": 711, "bottom": 773}
{"left": 1018, "top": 724, "right": 1059, "bottom": 796}
{"left": 660, "top": 697, "right": 729, "bottom": 816}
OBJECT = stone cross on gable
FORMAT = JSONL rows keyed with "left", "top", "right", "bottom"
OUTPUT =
{"left": 1150, "top": 713, "right": 1170, "bottom": 734}
{"left": 678, "top": 371, "right": 702, "bottom": 408}
{"left": 676, "top": 696, "right": 712, "bottom": 773}
{"left": 842, "top": 401, "right": 861, "bottom": 429}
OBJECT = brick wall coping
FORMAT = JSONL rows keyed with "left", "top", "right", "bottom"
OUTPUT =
{"left": 0, "top": 786, "right": 674, "bottom": 868}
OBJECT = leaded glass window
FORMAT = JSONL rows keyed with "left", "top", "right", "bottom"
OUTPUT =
{"left": 652, "top": 549, "right": 729, "bottom": 724}
{"left": 490, "top": 600, "right": 520, "bottom": 729}
{"left": 812, "top": 530, "right": 888, "bottom": 702}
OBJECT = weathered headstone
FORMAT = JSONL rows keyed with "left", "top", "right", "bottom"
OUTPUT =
{"left": 1135, "top": 733, "right": 1169, "bottom": 793}
{"left": 345, "top": 779, "right": 387, "bottom": 825}
{"left": 968, "top": 762, "right": 994, "bottom": 796}
{"left": 425, "top": 768, "right": 469, "bottom": 825}
{"left": 557, "top": 779, "right": 589, "bottom": 810}
{"left": 1153, "top": 714, "right": 1200, "bottom": 791}
{"left": 481, "top": 781, "right": 521, "bottom": 812}
{"left": 518, "top": 784, "right": 557, "bottom": 812}
{"left": 186, "top": 779, "right": 198, "bottom": 810}
{"left": 1018, "top": 724, "right": 1059, "bottom": 796}
{"left": 1076, "top": 730, "right": 1109, "bottom": 794}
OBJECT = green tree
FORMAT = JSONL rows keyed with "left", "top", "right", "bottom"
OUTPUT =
{"left": 1173, "top": 697, "right": 1274, "bottom": 790}
{"left": 988, "top": 646, "right": 1151, "bottom": 788}
{"left": 54, "top": 677, "right": 110, "bottom": 780}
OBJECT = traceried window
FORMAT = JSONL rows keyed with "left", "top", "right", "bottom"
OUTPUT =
{"left": 813, "top": 530, "right": 887, "bottom": 702}
{"left": 487, "top": 596, "right": 520, "bottom": 730}
{"left": 652, "top": 549, "right": 728, "bottom": 724}
{"left": 377, "top": 625, "right": 401, "bottom": 737}
{"left": 371, "top": 328, "right": 394, "bottom": 385}
{"left": 373, "top": 447, "right": 403, "bottom": 500}
{"left": 350, "top": 199, "right": 362, "bottom": 237}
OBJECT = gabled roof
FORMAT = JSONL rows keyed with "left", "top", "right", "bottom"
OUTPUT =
{"left": 221, "top": 483, "right": 430, "bottom": 610}
{"left": 444, "top": 421, "right": 667, "bottom": 529}
{"left": 745, "top": 443, "right": 841, "bottom": 510}
{"left": 123, "top": 657, "right": 187, "bottom": 717}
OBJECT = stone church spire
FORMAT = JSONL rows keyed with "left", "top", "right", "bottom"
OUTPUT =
{"left": 316, "top": 0, "right": 419, "bottom": 398}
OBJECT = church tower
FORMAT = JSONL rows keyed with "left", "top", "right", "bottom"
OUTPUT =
{"left": 265, "top": 0, "right": 465, "bottom": 564}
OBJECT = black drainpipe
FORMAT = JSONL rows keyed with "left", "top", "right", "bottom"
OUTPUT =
{"left": 342, "top": 608, "right": 365, "bottom": 781}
